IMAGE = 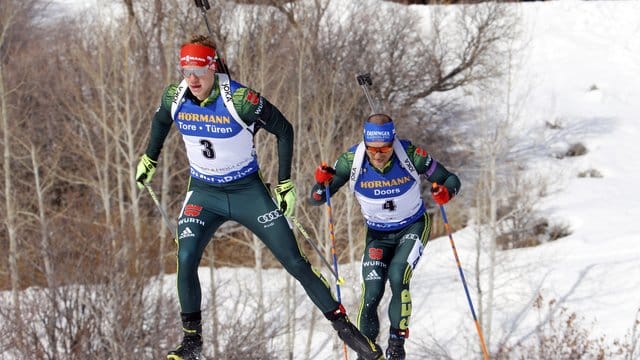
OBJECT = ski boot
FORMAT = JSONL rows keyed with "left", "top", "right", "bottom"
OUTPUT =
{"left": 385, "top": 328, "right": 407, "bottom": 360}
{"left": 167, "top": 319, "right": 203, "bottom": 360}
{"left": 328, "top": 305, "right": 385, "bottom": 360}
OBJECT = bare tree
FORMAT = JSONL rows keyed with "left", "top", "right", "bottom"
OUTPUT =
{"left": 0, "top": 0, "right": 50, "bottom": 347}
{"left": 0, "top": 6, "right": 22, "bottom": 329}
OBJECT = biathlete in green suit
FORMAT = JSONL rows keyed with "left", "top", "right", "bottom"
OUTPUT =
{"left": 135, "top": 35, "right": 384, "bottom": 360}
{"left": 310, "top": 113, "right": 461, "bottom": 360}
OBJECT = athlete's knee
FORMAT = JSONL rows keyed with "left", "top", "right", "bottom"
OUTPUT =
{"left": 177, "top": 243, "right": 202, "bottom": 272}
{"left": 363, "top": 294, "right": 384, "bottom": 314}
{"left": 361, "top": 279, "right": 385, "bottom": 309}
{"left": 281, "top": 255, "right": 312, "bottom": 278}
{"left": 387, "top": 264, "right": 410, "bottom": 292}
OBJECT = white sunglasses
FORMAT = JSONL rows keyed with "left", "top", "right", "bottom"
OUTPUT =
{"left": 178, "top": 66, "right": 209, "bottom": 78}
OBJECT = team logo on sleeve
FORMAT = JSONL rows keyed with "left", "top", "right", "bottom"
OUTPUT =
{"left": 245, "top": 90, "right": 260, "bottom": 105}
{"left": 415, "top": 147, "right": 433, "bottom": 168}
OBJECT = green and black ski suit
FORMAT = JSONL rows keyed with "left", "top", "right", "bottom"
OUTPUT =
{"left": 309, "top": 140, "right": 461, "bottom": 341}
{"left": 143, "top": 74, "right": 337, "bottom": 316}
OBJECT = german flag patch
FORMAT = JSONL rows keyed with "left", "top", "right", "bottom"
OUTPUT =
{"left": 245, "top": 90, "right": 260, "bottom": 105}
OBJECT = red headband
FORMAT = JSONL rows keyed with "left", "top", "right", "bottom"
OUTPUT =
{"left": 179, "top": 44, "right": 216, "bottom": 67}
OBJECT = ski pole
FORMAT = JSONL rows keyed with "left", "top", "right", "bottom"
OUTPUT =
{"left": 194, "top": 0, "right": 213, "bottom": 35}
{"left": 143, "top": 183, "right": 176, "bottom": 236}
{"left": 290, "top": 216, "right": 345, "bottom": 284}
{"left": 433, "top": 183, "right": 490, "bottom": 360}
{"left": 264, "top": 182, "right": 342, "bottom": 281}
{"left": 356, "top": 73, "right": 378, "bottom": 114}
{"left": 324, "top": 179, "right": 349, "bottom": 359}
{"left": 193, "top": 0, "right": 231, "bottom": 77}
{"left": 324, "top": 182, "right": 342, "bottom": 301}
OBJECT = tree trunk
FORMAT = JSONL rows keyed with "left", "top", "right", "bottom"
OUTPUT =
{"left": 30, "top": 144, "right": 59, "bottom": 357}
{"left": 1, "top": 59, "right": 23, "bottom": 343}
{"left": 304, "top": 310, "right": 317, "bottom": 360}
{"left": 486, "top": 154, "right": 497, "bottom": 350}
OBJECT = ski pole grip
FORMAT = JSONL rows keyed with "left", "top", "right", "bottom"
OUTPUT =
{"left": 355, "top": 73, "right": 377, "bottom": 113}
{"left": 194, "top": 0, "right": 210, "bottom": 10}
{"left": 356, "top": 73, "right": 372, "bottom": 86}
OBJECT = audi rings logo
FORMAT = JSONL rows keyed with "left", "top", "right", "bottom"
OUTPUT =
{"left": 257, "top": 209, "right": 282, "bottom": 224}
